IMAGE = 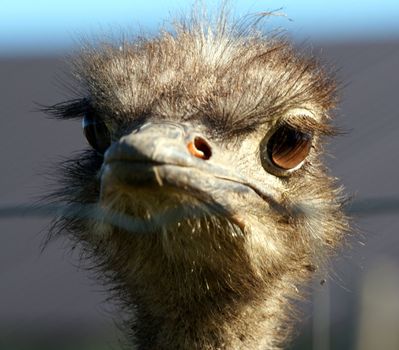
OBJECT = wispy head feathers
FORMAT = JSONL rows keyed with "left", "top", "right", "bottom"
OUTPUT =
{"left": 46, "top": 8, "right": 338, "bottom": 139}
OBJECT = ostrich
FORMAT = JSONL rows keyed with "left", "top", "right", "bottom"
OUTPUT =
{"left": 45, "top": 9, "right": 348, "bottom": 350}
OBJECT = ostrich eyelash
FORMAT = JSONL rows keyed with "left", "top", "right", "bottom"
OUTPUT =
{"left": 41, "top": 98, "right": 90, "bottom": 120}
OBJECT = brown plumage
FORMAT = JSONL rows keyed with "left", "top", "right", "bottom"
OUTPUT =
{"left": 45, "top": 9, "right": 348, "bottom": 350}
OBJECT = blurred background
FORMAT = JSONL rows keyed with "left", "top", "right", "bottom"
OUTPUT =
{"left": 0, "top": 1, "right": 398, "bottom": 349}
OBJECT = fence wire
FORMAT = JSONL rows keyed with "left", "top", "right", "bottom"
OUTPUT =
{"left": 0, "top": 202, "right": 204, "bottom": 234}
{"left": 0, "top": 196, "right": 398, "bottom": 234}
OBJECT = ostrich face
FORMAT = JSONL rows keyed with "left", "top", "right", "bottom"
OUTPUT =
{"left": 48, "top": 19, "right": 347, "bottom": 326}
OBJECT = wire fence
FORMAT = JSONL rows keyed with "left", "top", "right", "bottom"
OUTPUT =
{"left": 0, "top": 195, "right": 398, "bottom": 235}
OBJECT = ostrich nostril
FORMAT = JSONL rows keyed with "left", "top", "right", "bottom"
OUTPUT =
{"left": 187, "top": 136, "right": 212, "bottom": 160}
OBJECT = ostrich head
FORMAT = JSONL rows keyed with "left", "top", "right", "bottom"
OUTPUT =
{"left": 46, "top": 10, "right": 348, "bottom": 350}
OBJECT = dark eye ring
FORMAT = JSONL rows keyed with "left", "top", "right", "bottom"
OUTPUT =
{"left": 261, "top": 124, "right": 313, "bottom": 175}
{"left": 82, "top": 113, "right": 111, "bottom": 154}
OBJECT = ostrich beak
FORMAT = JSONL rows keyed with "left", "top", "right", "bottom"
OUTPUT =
{"left": 103, "top": 121, "right": 214, "bottom": 183}
{"left": 100, "top": 121, "right": 282, "bottom": 220}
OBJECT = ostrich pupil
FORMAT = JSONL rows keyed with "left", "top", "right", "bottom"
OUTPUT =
{"left": 267, "top": 125, "right": 312, "bottom": 170}
{"left": 82, "top": 114, "right": 111, "bottom": 154}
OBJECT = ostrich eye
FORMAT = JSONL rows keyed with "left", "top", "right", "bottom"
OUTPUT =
{"left": 82, "top": 114, "right": 111, "bottom": 154}
{"left": 267, "top": 125, "right": 312, "bottom": 170}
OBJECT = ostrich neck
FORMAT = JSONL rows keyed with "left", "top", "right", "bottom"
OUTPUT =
{"left": 121, "top": 248, "right": 290, "bottom": 350}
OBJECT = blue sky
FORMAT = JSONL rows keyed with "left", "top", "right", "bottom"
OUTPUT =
{"left": 1, "top": 0, "right": 399, "bottom": 55}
